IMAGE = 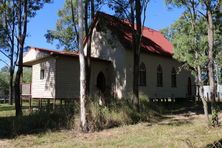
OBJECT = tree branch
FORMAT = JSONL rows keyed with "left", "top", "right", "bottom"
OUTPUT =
{"left": 70, "top": 0, "right": 79, "bottom": 44}
{"left": 0, "top": 59, "right": 9, "bottom": 67}
{"left": 0, "top": 50, "right": 10, "bottom": 59}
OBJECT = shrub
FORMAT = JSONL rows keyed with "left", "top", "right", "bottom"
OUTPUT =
{"left": 0, "top": 105, "right": 76, "bottom": 138}
{"left": 87, "top": 97, "right": 162, "bottom": 131}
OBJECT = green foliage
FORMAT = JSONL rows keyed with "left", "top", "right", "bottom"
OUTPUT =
{"left": 22, "top": 67, "right": 32, "bottom": 83}
{"left": 45, "top": 0, "right": 78, "bottom": 50}
{"left": 45, "top": 0, "right": 103, "bottom": 50}
{"left": 161, "top": 15, "right": 208, "bottom": 71}
{"left": 87, "top": 97, "right": 161, "bottom": 131}
{"left": 211, "top": 105, "right": 220, "bottom": 127}
{"left": 0, "top": 67, "right": 9, "bottom": 95}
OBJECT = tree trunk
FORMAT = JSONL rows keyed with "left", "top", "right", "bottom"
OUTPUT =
{"left": 197, "top": 66, "right": 210, "bottom": 124}
{"left": 84, "top": 0, "right": 91, "bottom": 97}
{"left": 78, "top": 0, "right": 88, "bottom": 132}
{"left": 14, "top": 0, "right": 28, "bottom": 117}
{"left": 132, "top": 0, "right": 142, "bottom": 112}
{"left": 9, "top": 3, "right": 15, "bottom": 105}
{"left": 207, "top": 8, "right": 218, "bottom": 126}
{"left": 130, "top": 0, "right": 137, "bottom": 110}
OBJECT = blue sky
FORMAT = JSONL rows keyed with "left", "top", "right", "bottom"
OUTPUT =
{"left": 0, "top": 0, "right": 184, "bottom": 68}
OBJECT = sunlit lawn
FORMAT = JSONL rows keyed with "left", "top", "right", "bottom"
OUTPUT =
{"left": 0, "top": 100, "right": 38, "bottom": 117}
{"left": 0, "top": 102, "right": 222, "bottom": 148}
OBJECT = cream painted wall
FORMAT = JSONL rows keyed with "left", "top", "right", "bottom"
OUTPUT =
{"left": 31, "top": 58, "right": 56, "bottom": 98}
{"left": 125, "top": 51, "right": 194, "bottom": 99}
{"left": 90, "top": 25, "right": 194, "bottom": 99}
{"left": 90, "top": 60, "right": 112, "bottom": 97}
{"left": 23, "top": 48, "right": 49, "bottom": 64}
{"left": 55, "top": 57, "right": 80, "bottom": 98}
{"left": 55, "top": 56, "right": 111, "bottom": 99}
{"left": 90, "top": 26, "right": 127, "bottom": 98}
{"left": 28, "top": 23, "right": 194, "bottom": 100}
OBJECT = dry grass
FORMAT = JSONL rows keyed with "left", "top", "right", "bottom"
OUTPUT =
{"left": 1, "top": 112, "right": 222, "bottom": 148}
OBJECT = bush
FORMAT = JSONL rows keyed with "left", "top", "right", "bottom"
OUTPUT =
{"left": 0, "top": 97, "right": 163, "bottom": 137}
{"left": 0, "top": 106, "right": 76, "bottom": 138}
{"left": 87, "top": 97, "right": 162, "bottom": 131}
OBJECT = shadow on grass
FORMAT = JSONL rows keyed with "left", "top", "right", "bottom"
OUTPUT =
{"left": 206, "top": 139, "right": 222, "bottom": 148}
{"left": 155, "top": 101, "right": 222, "bottom": 115}
{"left": 0, "top": 99, "right": 205, "bottom": 139}
{"left": 157, "top": 118, "right": 192, "bottom": 126}
{"left": 0, "top": 105, "right": 77, "bottom": 139}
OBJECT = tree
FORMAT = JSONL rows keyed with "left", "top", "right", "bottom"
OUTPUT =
{"left": 165, "top": 0, "right": 222, "bottom": 126}
{"left": 202, "top": 1, "right": 222, "bottom": 126}
{"left": 108, "top": 0, "right": 149, "bottom": 111}
{"left": 46, "top": 0, "right": 101, "bottom": 99}
{"left": 13, "top": 0, "right": 52, "bottom": 116}
{"left": 45, "top": 0, "right": 79, "bottom": 50}
{"left": 85, "top": 0, "right": 95, "bottom": 97}
{"left": 0, "top": 0, "right": 17, "bottom": 105}
{"left": 161, "top": 14, "right": 209, "bottom": 123}
{"left": 78, "top": 0, "right": 88, "bottom": 132}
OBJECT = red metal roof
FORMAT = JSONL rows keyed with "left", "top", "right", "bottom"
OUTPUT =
{"left": 29, "top": 47, "right": 111, "bottom": 63}
{"left": 94, "top": 12, "right": 173, "bottom": 56}
{"left": 30, "top": 47, "right": 79, "bottom": 57}
{"left": 29, "top": 12, "right": 173, "bottom": 62}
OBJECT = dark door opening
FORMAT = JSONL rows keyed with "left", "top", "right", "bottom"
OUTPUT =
{"left": 97, "top": 72, "right": 106, "bottom": 93}
{"left": 187, "top": 77, "right": 192, "bottom": 96}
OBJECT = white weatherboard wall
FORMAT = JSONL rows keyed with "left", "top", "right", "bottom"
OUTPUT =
{"left": 23, "top": 48, "right": 49, "bottom": 64}
{"left": 31, "top": 55, "right": 111, "bottom": 99}
{"left": 31, "top": 58, "right": 56, "bottom": 98}
{"left": 203, "top": 85, "right": 222, "bottom": 101}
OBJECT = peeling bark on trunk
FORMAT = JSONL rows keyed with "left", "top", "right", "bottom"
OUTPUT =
{"left": 78, "top": 0, "right": 88, "bottom": 132}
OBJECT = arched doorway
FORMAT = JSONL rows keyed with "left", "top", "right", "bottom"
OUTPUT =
{"left": 97, "top": 72, "right": 106, "bottom": 93}
{"left": 187, "top": 77, "right": 192, "bottom": 96}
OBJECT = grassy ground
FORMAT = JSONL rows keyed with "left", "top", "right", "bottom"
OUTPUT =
{"left": 0, "top": 102, "right": 222, "bottom": 148}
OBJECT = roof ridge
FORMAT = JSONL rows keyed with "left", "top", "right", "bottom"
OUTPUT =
{"left": 94, "top": 11, "right": 173, "bottom": 56}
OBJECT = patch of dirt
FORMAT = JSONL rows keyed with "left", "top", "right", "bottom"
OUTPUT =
{"left": 0, "top": 140, "right": 11, "bottom": 148}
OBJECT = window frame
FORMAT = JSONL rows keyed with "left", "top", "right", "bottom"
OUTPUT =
{"left": 157, "top": 65, "right": 163, "bottom": 87}
{"left": 40, "top": 69, "right": 45, "bottom": 80}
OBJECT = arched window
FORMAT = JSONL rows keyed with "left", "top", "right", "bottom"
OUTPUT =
{"left": 171, "top": 67, "right": 177, "bottom": 87}
{"left": 139, "top": 63, "right": 146, "bottom": 86}
{"left": 157, "top": 65, "right": 163, "bottom": 87}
